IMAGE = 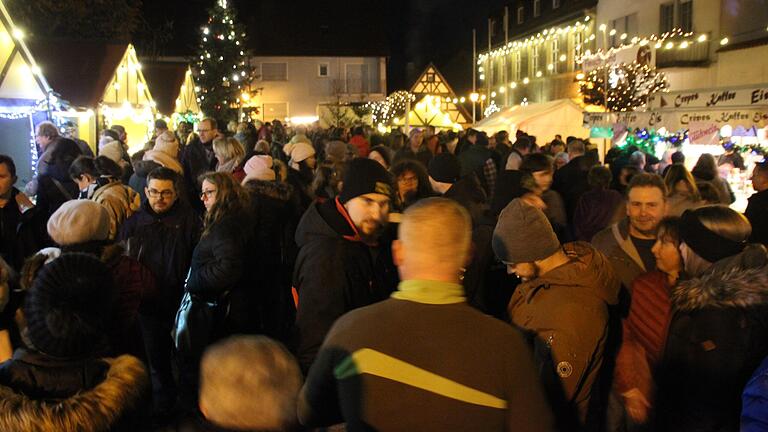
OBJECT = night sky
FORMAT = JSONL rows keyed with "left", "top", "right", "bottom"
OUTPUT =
{"left": 139, "top": 0, "right": 505, "bottom": 97}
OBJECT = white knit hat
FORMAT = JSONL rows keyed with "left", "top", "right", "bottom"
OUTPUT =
{"left": 288, "top": 142, "right": 315, "bottom": 164}
{"left": 47, "top": 200, "right": 110, "bottom": 246}
{"left": 154, "top": 131, "right": 179, "bottom": 158}
{"left": 99, "top": 140, "right": 123, "bottom": 164}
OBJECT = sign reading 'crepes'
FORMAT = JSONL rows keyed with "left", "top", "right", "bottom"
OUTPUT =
{"left": 648, "top": 86, "right": 768, "bottom": 109}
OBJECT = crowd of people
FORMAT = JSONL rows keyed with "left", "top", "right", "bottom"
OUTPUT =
{"left": 0, "top": 116, "right": 766, "bottom": 431}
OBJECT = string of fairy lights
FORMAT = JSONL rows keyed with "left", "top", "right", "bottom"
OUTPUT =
{"left": 468, "top": 15, "right": 768, "bottom": 110}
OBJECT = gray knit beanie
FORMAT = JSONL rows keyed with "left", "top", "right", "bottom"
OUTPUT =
{"left": 492, "top": 198, "right": 560, "bottom": 263}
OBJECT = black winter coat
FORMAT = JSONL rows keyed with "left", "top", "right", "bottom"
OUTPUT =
{"left": 36, "top": 163, "right": 78, "bottom": 220}
{"left": 0, "top": 188, "right": 49, "bottom": 270}
{"left": 186, "top": 208, "right": 258, "bottom": 336}
{"left": 745, "top": 189, "right": 768, "bottom": 247}
{"left": 180, "top": 138, "right": 216, "bottom": 214}
{"left": 244, "top": 179, "right": 295, "bottom": 340}
{"left": 292, "top": 198, "right": 398, "bottom": 372}
{"left": 656, "top": 244, "right": 768, "bottom": 431}
{"left": 0, "top": 349, "right": 150, "bottom": 431}
{"left": 119, "top": 200, "right": 202, "bottom": 316}
{"left": 552, "top": 155, "right": 597, "bottom": 222}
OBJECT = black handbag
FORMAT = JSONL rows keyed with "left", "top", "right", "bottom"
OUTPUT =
{"left": 172, "top": 290, "right": 230, "bottom": 355}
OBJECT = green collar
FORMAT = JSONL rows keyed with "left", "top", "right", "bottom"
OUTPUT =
{"left": 391, "top": 279, "right": 466, "bottom": 305}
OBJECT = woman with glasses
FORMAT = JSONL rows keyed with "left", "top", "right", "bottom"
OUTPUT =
{"left": 178, "top": 172, "right": 256, "bottom": 410}
{"left": 390, "top": 159, "right": 434, "bottom": 211}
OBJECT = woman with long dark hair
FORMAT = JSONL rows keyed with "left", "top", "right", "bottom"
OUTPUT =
{"left": 187, "top": 172, "right": 255, "bottom": 335}
{"left": 390, "top": 159, "right": 434, "bottom": 210}
{"left": 178, "top": 172, "right": 256, "bottom": 411}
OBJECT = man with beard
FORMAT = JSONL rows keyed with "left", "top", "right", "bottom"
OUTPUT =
{"left": 292, "top": 158, "right": 398, "bottom": 372}
{"left": 592, "top": 173, "right": 668, "bottom": 291}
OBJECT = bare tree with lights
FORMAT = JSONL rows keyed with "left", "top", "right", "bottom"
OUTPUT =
{"left": 192, "top": 0, "right": 254, "bottom": 119}
{"left": 579, "top": 62, "right": 669, "bottom": 112}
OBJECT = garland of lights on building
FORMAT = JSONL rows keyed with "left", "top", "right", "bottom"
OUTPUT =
{"left": 365, "top": 91, "right": 416, "bottom": 125}
{"left": 579, "top": 62, "right": 669, "bottom": 112}
{"left": 193, "top": 0, "right": 254, "bottom": 118}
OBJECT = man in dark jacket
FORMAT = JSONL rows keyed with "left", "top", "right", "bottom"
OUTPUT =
{"left": 745, "top": 161, "right": 768, "bottom": 247}
{"left": 0, "top": 155, "right": 47, "bottom": 271}
{"left": 552, "top": 139, "right": 597, "bottom": 222}
{"left": 458, "top": 132, "right": 498, "bottom": 197}
{"left": 293, "top": 158, "right": 398, "bottom": 373}
{"left": 493, "top": 198, "right": 620, "bottom": 430}
{"left": 180, "top": 118, "right": 219, "bottom": 213}
{"left": 119, "top": 167, "right": 202, "bottom": 416}
{"left": 299, "top": 198, "right": 556, "bottom": 431}
{"left": 428, "top": 153, "right": 494, "bottom": 313}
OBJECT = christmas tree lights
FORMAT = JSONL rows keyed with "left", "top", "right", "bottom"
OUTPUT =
{"left": 579, "top": 62, "right": 669, "bottom": 112}
{"left": 193, "top": 0, "right": 254, "bottom": 119}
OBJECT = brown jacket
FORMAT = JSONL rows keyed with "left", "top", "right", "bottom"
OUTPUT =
{"left": 508, "top": 241, "right": 620, "bottom": 427}
{"left": 92, "top": 181, "right": 141, "bottom": 240}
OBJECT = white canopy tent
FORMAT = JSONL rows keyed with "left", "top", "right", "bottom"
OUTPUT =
{"left": 474, "top": 99, "right": 589, "bottom": 142}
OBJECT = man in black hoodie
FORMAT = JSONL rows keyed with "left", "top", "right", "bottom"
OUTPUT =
{"left": 293, "top": 158, "right": 398, "bottom": 372}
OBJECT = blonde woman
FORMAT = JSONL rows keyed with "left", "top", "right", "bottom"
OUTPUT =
{"left": 213, "top": 137, "right": 246, "bottom": 182}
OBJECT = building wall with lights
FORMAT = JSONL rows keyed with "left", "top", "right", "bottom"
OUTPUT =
{"left": 247, "top": 55, "right": 386, "bottom": 123}
{"left": 477, "top": 6, "right": 598, "bottom": 108}
{"left": 596, "top": 0, "right": 768, "bottom": 92}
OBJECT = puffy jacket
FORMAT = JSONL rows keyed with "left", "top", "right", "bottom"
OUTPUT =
{"left": 656, "top": 244, "right": 768, "bottom": 431}
{"left": 92, "top": 181, "right": 141, "bottom": 240}
{"left": 186, "top": 208, "right": 257, "bottom": 335}
{"left": 508, "top": 241, "right": 620, "bottom": 428}
{"left": 0, "top": 349, "right": 150, "bottom": 431}
{"left": 292, "top": 197, "right": 398, "bottom": 372}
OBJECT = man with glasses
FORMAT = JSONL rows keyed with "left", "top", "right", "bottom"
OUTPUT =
{"left": 180, "top": 117, "right": 220, "bottom": 213}
{"left": 119, "top": 167, "right": 202, "bottom": 419}
{"left": 745, "top": 160, "right": 768, "bottom": 246}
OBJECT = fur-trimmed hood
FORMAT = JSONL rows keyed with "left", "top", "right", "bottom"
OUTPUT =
{"left": 0, "top": 355, "right": 148, "bottom": 431}
{"left": 244, "top": 179, "right": 292, "bottom": 202}
{"left": 672, "top": 244, "right": 768, "bottom": 311}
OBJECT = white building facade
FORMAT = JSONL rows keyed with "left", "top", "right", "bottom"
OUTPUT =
{"left": 247, "top": 56, "right": 386, "bottom": 125}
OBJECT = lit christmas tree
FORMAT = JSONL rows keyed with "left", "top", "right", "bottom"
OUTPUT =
{"left": 193, "top": 0, "right": 254, "bottom": 119}
{"left": 579, "top": 62, "right": 669, "bottom": 112}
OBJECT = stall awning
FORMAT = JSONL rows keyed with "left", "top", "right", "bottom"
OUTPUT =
{"left": 26, "top": 39, "right": 127, "bottom": 108}
{"left": 142, "top": 61, "right": 188, "bottom": 116}
{"left": 474, "top": 99, "right": 589, "bottom": 141}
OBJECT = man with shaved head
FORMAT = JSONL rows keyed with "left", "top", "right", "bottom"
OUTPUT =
{"left": 298, "top": 198, "right": 554, "bottom": 431}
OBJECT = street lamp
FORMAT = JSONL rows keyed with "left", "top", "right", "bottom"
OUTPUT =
{"left": 470, "top": 92, "right": 479, "bottom": 122}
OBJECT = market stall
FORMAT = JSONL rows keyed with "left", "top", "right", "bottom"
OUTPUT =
{"left": 28, "top": 40, "right": 156, "bottom": 153}
{"left": 474, "top": 99, "right": 590, "bottom": 142}
{"left": 0, "top": 0, "right": 53, "bottom": 186}
{"left": 142, "top": 61, "right": 202, "bottom": 127}
{"left": 583, "top": 84, "right": 768, "bottom": 211}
